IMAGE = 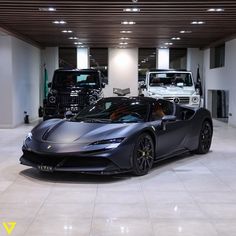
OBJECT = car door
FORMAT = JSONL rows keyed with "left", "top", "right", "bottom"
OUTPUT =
{"left": 151, "top": 100, "right": 189, "bottom": 157}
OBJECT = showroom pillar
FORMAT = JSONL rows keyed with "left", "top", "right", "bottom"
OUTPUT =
{"left": 0, "top": 35, "right": 13, "bottom": 127}
{"left": 41, "top": 47, "right": 59, "bottom": 83}
{"left": 156, "top": 48, "right": 170, "bottom": 69}
{"left": 77, "top": 47, "right": 90, "bottom": 69}
{"left": 104, "top": 48, "right": 138, "bottom": 97}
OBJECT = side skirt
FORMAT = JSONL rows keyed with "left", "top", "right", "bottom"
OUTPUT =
{"left": 154, "top": 148, "right": 190, "bottom": 163}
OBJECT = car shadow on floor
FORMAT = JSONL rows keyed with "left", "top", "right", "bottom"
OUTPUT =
{"left": 19, "top": 151, "right": 205, "bottom": 184}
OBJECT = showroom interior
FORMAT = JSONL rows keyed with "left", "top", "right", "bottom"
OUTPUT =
{"left": 0, "top": 0, "right": 236, "bottom": 235}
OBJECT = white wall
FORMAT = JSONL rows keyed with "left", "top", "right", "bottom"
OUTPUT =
{"left": 11, "top": 37, "right": 41, "bottom": 126}
{"left": 0, "top": 35, "right": 41, "bottom": 127}
{"left": 203, "top": 38, "right": 236, "bottom": 127}
{"left": 157, "top": 49, "right": 169, "bottom": 69}
{"left": 0, "top": 36, "right": 13, "bottom": 127}
{"left": 104, "top": 48, "right": 138, "bottom": 97}
{"left": 187, "top": 48, "right": 203, "bottom": 82}
{"left": 77, "top": 47, "right": 89, "bottom": 69}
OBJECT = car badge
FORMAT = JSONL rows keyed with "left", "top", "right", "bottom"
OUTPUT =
{"left": 47, "top": 145, "right": 52, "bottom": 149}
{"left": 174, "top": 97, "right": 180, "bottom": 104}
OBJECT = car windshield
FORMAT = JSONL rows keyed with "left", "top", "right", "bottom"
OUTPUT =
{"left": 73, "top": 98, "right": 149, "bottom": 123}
{"left": 149, "top": 72, "right": 193, "bottom": 87}
{"left": 52, "top": 71, "right": 100, "bottom": 89}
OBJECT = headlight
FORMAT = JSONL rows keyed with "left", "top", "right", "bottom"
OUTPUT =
{"left": 49, "top": 96, "right": 56, "bottom": 104}
{"left": 25, "top": 132, "right": 32, "bottom": 140}
{"left": 148, "top": 92, "right": 156, "bottom": 96}
{"left": 192, "top": 96, "right": 199, "bottom": 103}
{"left": 23, "top": 132, "right": 32, "bottom": 146}
{"left": 89, "top": 95, "right": 97, "bottom": 105}
{"left": 89, "top": 138, "right": 125, "bottom": 149}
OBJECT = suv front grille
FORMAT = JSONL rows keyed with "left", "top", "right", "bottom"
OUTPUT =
{"left": 59, "top": 94, "right": 88, "bottom": 106}
{"left": 164, "top": 96, "right": 190, "bottom": 104}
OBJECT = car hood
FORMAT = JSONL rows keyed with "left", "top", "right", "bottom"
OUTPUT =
{"left": 148, "top": 86, "right": 195, "bottom": 96}
{"left": 32, "top": 119, "right": 140, "bottom": 144}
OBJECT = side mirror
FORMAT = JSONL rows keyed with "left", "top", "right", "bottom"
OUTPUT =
{"left": 195, "top": 82, "right": 203, "bottom": 96}
{"left": 162, "top": 115, "right": 176, "bottom": 122}
{"left": 101, "top": 82, "right": 106, "bottom": 88}
{"left": 48, "top": 82, "right": 52, "bottom": 88}
{"left": 195, "top": 82, "right": 200, "bottom": 89}
{"left": 140, "top": 84, "right": 147, "bottom": 89}
{"left": 65, "top": 111, "right": 73, "bottom": 119}
{"left": 161, "top": 115, "right": 176, "bottom": 130}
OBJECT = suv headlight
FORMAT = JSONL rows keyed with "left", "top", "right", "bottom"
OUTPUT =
{"left": 192, "top": 96, "right": 199, "bottom": 103}
{"left": 148, "top": 92, "right": 156, "bottom": 96}
{"left": 49, "top": 95, "right": 56, "bottom": 104}
{"left": 89, "top": 95, "right": 97, "bottom": 105}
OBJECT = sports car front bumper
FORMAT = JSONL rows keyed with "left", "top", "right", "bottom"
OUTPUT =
{"left": 20, "top": 142, "right": 133, "bottom": 175}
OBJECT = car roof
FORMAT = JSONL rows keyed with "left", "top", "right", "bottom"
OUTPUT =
{"left": 148, "top": 69, "right": 191, "bottom": 73}
{"left": 54, "top": 68, "right": 99, "bottom": 73}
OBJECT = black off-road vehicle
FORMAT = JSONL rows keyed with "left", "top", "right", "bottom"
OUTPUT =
{"left": 43, "top": 69, "right": 105, "bottom": 120}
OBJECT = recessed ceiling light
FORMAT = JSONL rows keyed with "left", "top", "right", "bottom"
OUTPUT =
{"left": 180, "top": 30, "right": 192, "bottom": 34}
{"left": 121, "top": 21, "right": 136, "bottom": 25}
{"left": 171, "top": 37, "right": 181, "bottom": 40}
{"left": 69, "top": 37, "right": 78, "bottom": 40}
{"left": 123, "top": 8, "right": 140, "bottom": 12}
{"left": 191, "top": 21, "right": 205, "bottom": 25}
{"left": 207, "top": 8, "right": 224, "bottom": 12}
{"left": 74, "top": 42, "right": 83, "bottom": 45}
{"left": 53, "top": 20, "right": 66, "bottom": 24}
{"left": 120, "top": 37, "right": 129, "bottom": 40}
{"left": 164, "top": 42, "right": 173, "bottom": 46}
{"left": 120, "top": 30, "right": 132, "bottom": 33}
{"left": 62, "top": 30, "right": 73, "bottom": 33}
{"left": 160, "top": 46, "right": 168, "bottom": 49}
{"left": 39, "top": 7, "right": 56, "bottom": 12}
{"left": 119, "top": 42, "right": 128, "bottom": 45}
{"left": 77, "top": 45, "right": 85, "bottom": 48}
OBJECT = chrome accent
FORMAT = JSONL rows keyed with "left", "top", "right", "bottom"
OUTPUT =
{"left": 164, "top": 96, "right": 190, "bottom": 104}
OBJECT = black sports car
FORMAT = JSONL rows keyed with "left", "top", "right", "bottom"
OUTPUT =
{"left": 20, "top": 97, "right": 213, "bottom": 175}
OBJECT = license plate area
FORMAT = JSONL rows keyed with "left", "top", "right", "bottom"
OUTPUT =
{"left": 38, "top": 165, "right": 54, "bottom": 172}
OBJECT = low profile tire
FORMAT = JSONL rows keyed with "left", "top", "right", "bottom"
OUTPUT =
{"left": 195, "top": 120, "right": 212, "bottom": 154}
{"left": 132, "top": 133, "right": 154, "bottom": 176}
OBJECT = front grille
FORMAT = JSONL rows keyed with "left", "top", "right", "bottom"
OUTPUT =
{"left": 22, "top": 151, "right": 112, "bottom": 168}
{"left": 164, "top": 96, "right": 190, "bottom": 104}
{"left": 59, "top": 94, "right": 88, "bottom": 106}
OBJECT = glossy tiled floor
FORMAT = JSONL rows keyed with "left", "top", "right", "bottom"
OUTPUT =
{"left": 0, "top": 120, "right": 236, "bottom": 236}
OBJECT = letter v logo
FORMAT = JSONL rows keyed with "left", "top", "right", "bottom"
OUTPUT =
{"left": 2, "top": 222, "right": 16, "bottom": 235}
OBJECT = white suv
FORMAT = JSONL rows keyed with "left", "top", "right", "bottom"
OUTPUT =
{"left": 142, "top": 70, "right": 200, "bottom": 107}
